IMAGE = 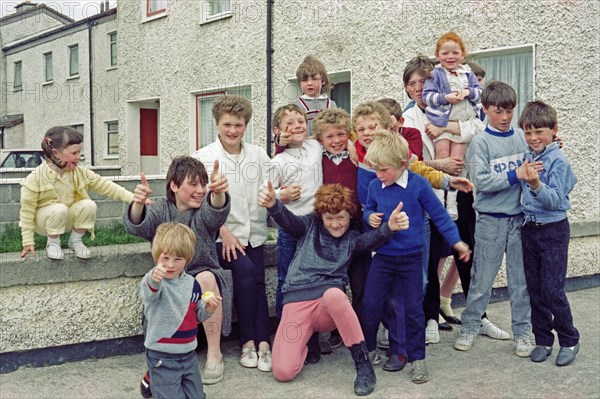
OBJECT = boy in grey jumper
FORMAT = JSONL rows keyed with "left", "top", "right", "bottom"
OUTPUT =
{"left": 141, "top": 222, "right": 221, "bottom": 399}
{"left": 455, "top": 81, "right": 542, "bottom": 357}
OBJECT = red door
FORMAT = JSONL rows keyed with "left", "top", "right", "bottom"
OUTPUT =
{"left": 140, "top": 108, "right": 158, "bottom": 156}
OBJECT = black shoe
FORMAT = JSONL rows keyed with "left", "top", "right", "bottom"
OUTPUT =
{"left": 556, "top": 343, "right": 579, "bottom": 366}
{"left": 305, "top": 332, "right": 321, "bottom": 364}
{"left": 438, "top": 322, "right": 453, "bottom": 331}
{"left": 531, "top": 345, "right": 552, "bottom": 363}
{"left": 349, "top": 341, "right": 376, "bottom": 396}
{"left": 328, "top": 331, "right": 343, "bottom": 349}
{"left": 140, "top": 372, "right": 152, "bottom": 398}
{"left": 440, "top": 310, "right": 462, "bottom": 325}
{"left": 383, "top": 354, "right": 408, "bottom": 372}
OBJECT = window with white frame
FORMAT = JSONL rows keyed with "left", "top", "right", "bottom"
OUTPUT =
{"left": 69, "top": 45, "right": 79, "bottom": 77}
{"left": 44, "top": 52, "right": 53, "bottom": 82}
{"left": 106, "top": 121, "right": 119, "bottom": 156}
{"left": 147, "top": 0, "right": 167, "bottom": 16}
{"left": 286, "top": 70, "right": 352, "bottom": 115}
{"left": 109, "top": 32, "right": 117, "bottom": 67}
{"left": 196, "top": 86, "right": 252, "bottom": 149}
{"left": 14, "top": 61, "right": 22, "bottom": 91}
{"left": 468, "top": 45, "right": 534, "bottom": 126}
{"left": 201, "top": 0, "right": 232, "bottom": 23}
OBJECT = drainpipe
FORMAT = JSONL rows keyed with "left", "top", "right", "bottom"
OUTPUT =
{"left": 87, "top": 20, "right": 96, "bottom": 164}
{"left": 266, "top": 0, "right": 274, "bottom": 157}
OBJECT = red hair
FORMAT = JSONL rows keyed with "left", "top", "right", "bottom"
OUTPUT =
{"left": 435, "top": 32, "right": 467, "bottom": 57}
{"left": 313, "top": 184, "right": 356, "bottom": 218}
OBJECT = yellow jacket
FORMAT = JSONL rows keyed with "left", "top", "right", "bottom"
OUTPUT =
{"left": 19, "top": 162, "right": 134, "bottom": 246}
{"left": 409, "top": 160, "right": 444, "bottom": 189}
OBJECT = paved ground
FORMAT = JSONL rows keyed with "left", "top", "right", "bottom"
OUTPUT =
{"left": 1, "top": 287, "right": 599, "bottom": 399}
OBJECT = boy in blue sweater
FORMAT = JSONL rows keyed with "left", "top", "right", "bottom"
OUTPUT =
{"left": 140, "top": 222, "right": 221, "bottom": 399}
{"left": 455, "top": 81, "right": 540, "bottom": 357}
{"left": 518, "top": 101, "right": 579, "bottom": 366}
{"left": 361, "top": 130, "right": 471, "bottom": 384}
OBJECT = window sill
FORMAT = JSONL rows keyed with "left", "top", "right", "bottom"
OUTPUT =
{"left": 103, "top": 155, "right": 119, "bottom": 160}
{"left": 13, "top": 87, "right": 22, "bottom": 93}
{"left": 200, "top": 11, "right": 232, "bottom": 25}
{"left": 42, "top": 81, "right": 54, "bottom": 86}
{"left": 106, "top": 66, "right": 118, "bottom": 71}
{"left": 142, "top": 12, "right": 167, "bottom": 23}
{"left": 67, "top": 75, "right": 80, "bottom": 81}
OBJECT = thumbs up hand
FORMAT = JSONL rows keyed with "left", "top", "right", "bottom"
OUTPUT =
{"left": 257, "top": 180, "right": 277, "bottom": 208}
{"left": 209, "top": 160, "right": 228, "bottom": 195}
{"left": 134, "top": 173, "right": 154, "bottom": 205}
{"left": 387, "top": 202, "right": 409, "bottom": 232}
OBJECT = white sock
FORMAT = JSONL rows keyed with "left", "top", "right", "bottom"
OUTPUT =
{"left": 69, "top": 231, "right": 85, "bottom": 242}
{"left": 47, "top": 236, "right": 61, "bottom": 245}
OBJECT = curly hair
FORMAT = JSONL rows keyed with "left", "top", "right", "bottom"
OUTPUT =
{"left": 212, "top": 95, "right": 252, "bottom": 125}
{"left": 352, "top": 101, "right": 393, "bottom": 131}
{"left": 313, "top": 183, "right": 356, "bottom": 218}
{"left": 312, "top": 108, "right": 352, "bottom": 140}
{"left": 435, "top": 31, "right": 467, "bottom": 57}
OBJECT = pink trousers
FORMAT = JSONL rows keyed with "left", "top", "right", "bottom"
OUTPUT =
{"left": 272, "top": 287, "right": 364, "bottom": 382}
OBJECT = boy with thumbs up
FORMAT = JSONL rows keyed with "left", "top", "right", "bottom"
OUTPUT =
{"left": 124, "top": 156, "right": 231, "bottom": 392}
{"left": 258, "top": 182, "right": 409, "bottom": 396}
{"left": 361, "top": 130, "right": 471, "bottom": 385}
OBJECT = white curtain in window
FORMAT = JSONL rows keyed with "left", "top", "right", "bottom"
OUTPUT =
{"left": 471, "top": 49, "right": 533, "bottom": 127}
{"left": 197, "top": 86, "right": 253, "bottom": 149}
{"left": 14, "top": 62, "right": 22, "bottom": 88}
{"left": 148, "top": 0, "right": 167, "bottom": 14}
{"left": 70, "top": 46, "right": 79, "bottom": 76}
{"left": 206, "top": 0, "right": 231, "bottom": 16}
{"left": 45, "top": 54, "right": 53, "bottom": 81}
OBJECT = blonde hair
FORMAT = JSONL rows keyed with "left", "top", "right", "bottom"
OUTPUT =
{"left": 313, "top": 108, "right": 352, "bottom": 140}
{"left": 364, "top": 129, "right": 409, "bottom": 169}
{"left": 272, "top": 104, "right": 306, "bottom": 131}
{"left": 151, "top": 222, "right": 196, "bottom": 263}
{"left": 352, "top": 101, "right": 392, "bottom": 131}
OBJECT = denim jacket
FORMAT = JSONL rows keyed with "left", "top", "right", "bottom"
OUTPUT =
{"left": 520, "top": 142, "right": 576, "bottom": 224}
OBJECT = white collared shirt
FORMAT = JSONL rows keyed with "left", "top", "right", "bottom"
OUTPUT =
{"left": 382, "top": 170, "right": 408, "bottom": 189}
{"left": 192, "top": 139, "right": 270, "bottom": 247}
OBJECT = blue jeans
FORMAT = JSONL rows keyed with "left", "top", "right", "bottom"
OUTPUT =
{"left": 217, "top": 244, "right": 271, "bottom": 347}
{"left": 276, "top": 228, "right": 298, "bottom": 319}
{"left": 460, "top": 214, "right": 532, "bottom": 338}
{"left": 361, "top": 252, "right": 424, "bottom": 361}
{"left": 421, "top": 218, "right": 431, "bottom": 293}
{"left": 522, "top": 218, "right": 579, "bottom": 347}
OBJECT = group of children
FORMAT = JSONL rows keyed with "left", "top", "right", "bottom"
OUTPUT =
{"left": 18, "top": 31, "right": 580, "bottom": 398}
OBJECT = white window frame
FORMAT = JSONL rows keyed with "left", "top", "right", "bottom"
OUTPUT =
{"left": 286, "top": 70, "right": 352, "bottom": 114}
{"left": 14, "top": 61, "right": 22, "bottom": 91}
{"left": 200, "top": 0, "right": 232, "bottom": 24}
{"left": 105, "top": 121, "right": 119, "bottom": 158}
{"left": 68, "top": 44, "right": 79, "bottom": 78}
{"left": 43, "top": 52, "right": 53, "bottom": 83}
{"left": 70, "top": 124, "right": 85, "bottom": 159}
{"left": 108, "top": 31, "right": 117, "bottom": 68}
{"left": 194, "top": 85, "right": 253, "bottom": 150}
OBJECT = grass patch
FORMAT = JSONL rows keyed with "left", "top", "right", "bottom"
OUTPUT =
{"left": 0, "top": 223, "right": 147, "bottom": 254}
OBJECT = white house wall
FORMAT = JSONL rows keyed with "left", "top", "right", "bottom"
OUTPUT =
{"left": 117, "top": 0, "right": 598, "bottom": 222}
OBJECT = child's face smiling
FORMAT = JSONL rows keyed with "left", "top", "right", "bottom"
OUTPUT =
{"left": 484, "top": 105, "right": 514, "bottom": 132}
{"left": 158, "top": 252, "right": 187, "bottom": 279}
{"left": 217, "top": 113, "right": 246, "bottom": 154}
{"left": 322, "top": 210, "right": 351, "bottom": 238}
{"left": 354, "top": 115, "right": 381, "bottom": 148}
{"left": 280, "top": 111, "right": 307, "bottom": 147}
{"left": 170, "top": 176, "right": 207, "bottom": 212}
{"left": 53, "top": 143, "right": 82, "bottom": 171}
{"left": 524, "top": 125, "right": 557, "bottom": 153}
{"left": 320, "top": 126, "right": 349, "bottom": 155}
{"left": 437, "top": 40, "right": 465, "bottom": 71}
{"left": 300, "top": 74, "right": 323, "bottom": 98}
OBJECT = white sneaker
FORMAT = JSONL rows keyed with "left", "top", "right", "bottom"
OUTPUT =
{"left": 454, "top": 332, "right": 475, "bottom": 351}
{"left": 369, "top": 350, "right": 382, "bottom": 365}
{"left": 515, "top": 334, "right": 535, "bottom": 357}
{"left": 480, "top": 317, "right": 510, "bottom": 340}
{"left": 425, "top": 319, "right": 440, "bottom": 344}
{"left": 46, "top": 241, "right": 64, "bottom": 260}
{"left": 68, "top": 240, "right": 91, "bottom": 259}
{"left": 240, "top": 347, "right": 258, "bottom": 368}
{"left": 257, "top": 350, "right": 272, "bottom": 372}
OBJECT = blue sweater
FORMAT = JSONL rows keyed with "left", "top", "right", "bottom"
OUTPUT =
{"left": 520, "top": 142, "right": 576, "bottom": 224}
{"left": 363, "top": 170, "right": 461, "bottom": 256}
